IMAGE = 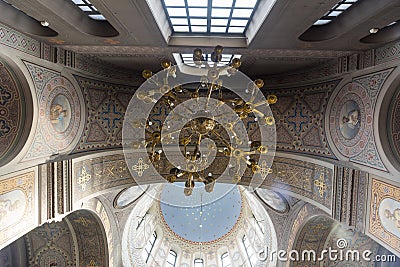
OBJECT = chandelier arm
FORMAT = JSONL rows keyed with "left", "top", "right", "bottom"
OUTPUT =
{"left": 211, "top": 129, "right": 234, "bottom": 151}
{"left": 253, "top": 99, "right": 269, "bottom": 108}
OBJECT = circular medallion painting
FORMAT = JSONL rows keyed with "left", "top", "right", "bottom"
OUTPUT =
{"left": 330, "top": 83, "right": 373, "bottom": 157}
{"left": 339, "top": 100, "right": 361, "bottom": 140}
{"left": 40, "top": 77, "right": 81, "bottom": 151}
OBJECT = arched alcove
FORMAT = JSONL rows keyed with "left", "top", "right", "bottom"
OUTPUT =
{"left": 0, "top": 209, "right": 108, "bottom": 267}
{"left": 0, "top": 55, "right": 33, "bottom": 167}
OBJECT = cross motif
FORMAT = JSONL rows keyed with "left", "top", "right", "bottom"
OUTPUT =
{"left": 74, "top": 216, "right": 92, "bottom": 227}
{"left": 314, "top": 173, "right": 327, "bottom": 198}
{"left": 86, "top": 260, "right": 100, "bottom": 267}
{"left": 77, "top": 167, "right": 91, "bottom": 191}
{"left": 0, "top": 86, "right": 12, "bottom": 105}
{"left": 101, "top": 101, "right": 123, "bottom": 130}
{"left": 132, "top": 158, "right": 149, "bottom": 177}
{"left": 286, "top": 104, "right": 310, "bottom": 134}
{"left": 259, "top": 160, "right": 273, "bottom": 179}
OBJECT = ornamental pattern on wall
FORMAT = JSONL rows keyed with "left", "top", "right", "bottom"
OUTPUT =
{"left": 0, "top": 60, "right": 24, "bottom": 164}
{"left": 268, "top": 80, "right": 339, "bottom": 159}
{"left": 73, "top": 76, "right": 135, "bottom": 152}
{"left": 0, "top": 23, "right": 40, "bottom": 57}
{"left": 263, "top": 157, "right": 333, "bottom": 210}
{"left": 329, "top": 69, "right": 393, "bottom": 171}
{"left": 389, "top": 88, "right": 400, "bottom": 165}
{"left": 23, "top": 62, "right": 82, "bottom": 160}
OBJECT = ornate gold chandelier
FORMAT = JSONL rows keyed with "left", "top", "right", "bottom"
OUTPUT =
{"left": 125, "top": 45, "right": 277, "bottom": 196}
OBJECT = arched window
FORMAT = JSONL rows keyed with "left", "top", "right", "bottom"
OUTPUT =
{"left": 166, "top": 250, "right": 177, "bottom": 266}
{"left": 242, "top": 235, "right": 257, "bottom": 267}
{"left": 142, "top": 231, "right": 157, "bottom": 263}
{"left": 194, "top": 258, "right": 204, "bottom": 267}
{"left": 221, "top": 252, "right": 231, "bottom": 267}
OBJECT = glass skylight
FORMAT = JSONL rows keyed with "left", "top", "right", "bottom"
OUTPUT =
{"left": 71, "top": 0, "right": 106, "bottom": 20}
{"left": 180, "top": 53, "right": 242, "bottom": 67}
{"left": 162, "top": 0, "right": 259, "bottom": 34}
{"left": 313, "top": 0, "right": 359, "bottom": 26}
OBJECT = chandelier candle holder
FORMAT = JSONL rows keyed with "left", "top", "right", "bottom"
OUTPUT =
{"left": 123, "top": 45, "right": 277, "bottom": 197}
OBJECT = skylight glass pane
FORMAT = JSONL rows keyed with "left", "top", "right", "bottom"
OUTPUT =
{"left": 189, "top": 8, "right": 207, "bottom": 17}
{"left": 211, "top": 26, "right": 227, "bottom": 33}
{"left": 337, "top": 3, "right": 351, "bottom": 10}
{"left": 89, "top": 14, "right": 106, "bottom": 20}
{"left": 79, "top": 6, "right": 92, "bottom": 11}
{"left": 314, "top": 19, "right": 331, "bottom": 25}
{"left": 170, "top": 18, "right": 188, "bottom": 25}
{"left": 230, "top": 19, "right": 248, "bottom": 26}
{"left": 174, "top": 25, "right": 190, "bottom": 32}
{"left": 212, "top": 8, "right": 231, "bottom": 18}
{"left": 71, "top": 0, "right": 107, "bottom": 21}
{"left": 312, "top": 0, "right": 358, "bottom": 26}
{"left": 329, "top": 10, "right": 342, "bottom": 16}
{"left": 162, "top": 0, "right": 258, "bottom": 34}
{"left": 167, "top": 8, "right": 187, "bottom": 16}
{"left": 211, "top": 19, "right": 229, "bottom": 26}
{"left": 164, "top": 0, "right": 185, "bottom": 6}
{"left": 235, "top": 0, "right": 257, "bottom": 8}
{"left": 212, "top": 0, "right": 233, "bottom": 7}
{"left": 187, "top": 0, "right": 208, "bottom": 6}
{"left": 191, "top": 18, "right": 207, "bottom": 25}
{"left": 232, "top": 9, "right": 253, "bottom": 18}
{"left": 228, "top": 27, "right": 245, "bottom": 33}
{"left": 191, "top": 26, "right": 207, "bottom": 32}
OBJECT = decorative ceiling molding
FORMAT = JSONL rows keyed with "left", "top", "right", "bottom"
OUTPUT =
{"left": 62, "top": 45, "right": 357, "bottom": 58}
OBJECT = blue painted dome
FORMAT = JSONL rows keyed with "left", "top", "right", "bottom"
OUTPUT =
{"left": 160, "top": 183, "right": 242, "bottom": 243}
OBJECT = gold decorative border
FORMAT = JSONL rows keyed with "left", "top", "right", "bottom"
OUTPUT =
{"left": 369, "top": 178, "right": 400, "bottom": 252}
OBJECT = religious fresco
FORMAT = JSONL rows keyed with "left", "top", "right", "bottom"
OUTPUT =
{"left": 339, "top": 100, "right": 360, "bottom": 139}
{"left": 255, "top": 188, "right": 289, "bottom": 213}
{"left": 379, "top": 198, "right": 400, "bottom": 238}
{"left": 0, "top": 171, "right": 35, "bottom": 250}
{"left": 329, "top": 69, "right": 393, "bottom": 171}
{"left": 22, "top": 62, "right": 83, "bottom": 160}
{"left": 0, "top": 190, "right": 26, "bottom": 231}
{"left": 368, "top": 178, "right": 400, "bottom": 253}
{"left": 49, "top": 94, "right": 71, "bottom": 133}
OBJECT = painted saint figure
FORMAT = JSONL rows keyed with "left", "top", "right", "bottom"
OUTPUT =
{"left": 342, "top": 109, "right": 360, "bottom": 129}
{"left": 384, "top": 208, "right": 400, "bottom": 229}
{"left": 50, "top": 104, "right": 67, "bottom": 130}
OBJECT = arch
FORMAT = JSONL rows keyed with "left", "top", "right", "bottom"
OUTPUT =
{"left": 0, "top": 55, "right": 33, "bottom": 167}
{"left": 64, "top": 209, "right": 109, "bottom": 267}
{"left": 290, "top": 214, "right": 389, "bottom": 266}
{"left": 377, "top": 67, "right": 400, "bottom": 173}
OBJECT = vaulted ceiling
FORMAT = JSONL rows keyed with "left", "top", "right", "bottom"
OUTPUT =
{"left": 2, "top": 0, "right": 400, "bottom": 76}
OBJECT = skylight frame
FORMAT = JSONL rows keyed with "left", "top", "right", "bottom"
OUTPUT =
{"left": 179, "top": 53, "right": 241, "bottom": 67}
{"left": 71, "top": 0, "right": 107, "bottom": 21}
{"left": 161, "top": 0, "right": 261, "bottom": 35}
{"left": 313, "top": 0, "right": 359, "bottom": 26}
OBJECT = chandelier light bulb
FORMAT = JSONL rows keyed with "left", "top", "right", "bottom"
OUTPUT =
{"left": 40, "top": 21, "right": 49, "bottom": 27}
